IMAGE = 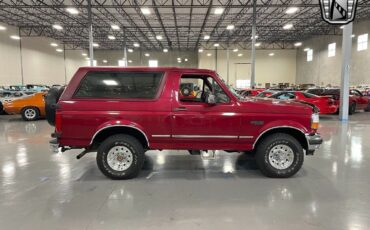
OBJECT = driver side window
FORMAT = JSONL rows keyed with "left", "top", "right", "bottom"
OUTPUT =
{"left": 179, "top": 75, "right": 210, "bottom": 103}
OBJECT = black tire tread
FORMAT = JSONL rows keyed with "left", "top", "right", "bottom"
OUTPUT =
{"left": 96, "top": 134, "right": 144, "bottom": 180}
{"left": 255, "top": 133, "right": 304, "bottom": 178}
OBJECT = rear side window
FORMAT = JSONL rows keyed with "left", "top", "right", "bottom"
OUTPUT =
{"left": 74, "top": 71, "right": 164, "bottom": 99}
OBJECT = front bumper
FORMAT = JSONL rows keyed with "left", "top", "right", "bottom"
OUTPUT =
{"left": 306, "top": 133, "right": 323, "bottom": 154}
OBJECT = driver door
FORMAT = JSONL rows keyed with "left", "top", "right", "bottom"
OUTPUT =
{"left": 171, "top": 74, "right": 241, "bottom": 149}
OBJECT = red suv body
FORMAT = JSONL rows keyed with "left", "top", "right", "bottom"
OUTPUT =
{"left": 48, "top": 67, "right": 322, "bottom": 179}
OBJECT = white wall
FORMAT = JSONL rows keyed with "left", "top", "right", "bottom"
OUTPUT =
{"left": 0, "top": 23, "right": 86, "bottom": 86}
{"left": 199, "top": 48, "right": 297, "bottom": 88}
{"left": 296, "top": 19, "right": 370, "bottom": 86}
{"left": 0, "top": 23, "right": 22, "bottom": 85}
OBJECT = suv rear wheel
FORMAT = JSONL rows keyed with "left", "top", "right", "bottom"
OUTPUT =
{"left": 256, "top": 133, "right": 304, "bottom": 178}
{"left": 96, "top": 134, "right": 145, "bottom": 179}
{"left": 21, "top": 107, "right": 40, "bottom": 121}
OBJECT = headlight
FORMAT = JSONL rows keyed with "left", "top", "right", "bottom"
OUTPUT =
{"left": 311, "top": 113, "right": 319, "bottom": 130}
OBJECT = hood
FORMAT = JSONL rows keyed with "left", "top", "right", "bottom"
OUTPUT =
{"left": 239, "top": 97, "right": 314, "bottom": 114}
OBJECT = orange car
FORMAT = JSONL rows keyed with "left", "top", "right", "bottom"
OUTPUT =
{"left": 3, "top": 92, "right": 46, "bottom": 121}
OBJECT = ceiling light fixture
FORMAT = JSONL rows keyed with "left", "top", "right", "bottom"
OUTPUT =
{"left": 108, "top": 35, "right": 116, "bottom": 40}
{"left": 133, "top": 43, "right": 140, "bottom": 47}
{"left": 156, "top": 35, "right": 163, "bottom": 40}
{"left": 50, "top": 43, "right": 58, "bottom": 47}
{"left": 269, "top": 53, "right": 275, "bottom": 56}
{"left": 66, "top": 7, "right": 79, "bottom": 15}
{"left": 226, "top": 25, "right": 235, "bottom": 30}
{"left": 340, "top": 25, "right": 344, "bottom": 29}
{"left": 145, "top": 53, "right": 150, "bottom": 57}
{"left": 56, "top": 48, "right": 63, "bottom": 52}
{"left": 163, "top": 48, "right": 168, "bottom": 53}
{"left": 214, "top": 43, "right": 219, "bottom": 47}
{"left": 141, "top": 8, "right": 151, "bottom": 15}
{"left": 185, "top": 58, "right": 188, "bottom": 62}
{"left": 52, "top": 24, "right": 63, "bottom": 30}
{"left": 283, "top": 23, "right": 293, "bottom": 30}
{"left": 207, "top": 53, "right": 212, "bottom": 57}
{"left": 128, "top": 48, "right": 133, "bottom": 53}
{"left": 204, "top": 35, "right": 210, "bottom": 40}
{"left": 294, "top": 42, "right": 302, "bottom": 47}
{"left": 233, "top": 48, "right": 238, "bottom": 52}
{"left": 214, "top": 8, "right": 224, "bottom": 15}
{"left": 128, "top": 60, "right": 132, "bottom": 63}
{"left": 111, "top": 25, "right": 120, "bottom": 30}
{"left": 351, "top": 34, "right": 355, "bottom": 38}
{"left": 198, "top": 48, "right": 203, "bottom": 53}
{"left": 102, "top": 59, "right": 108, "bottom": 63}
{"left": 238, "top": 53, "right": 243, "bottom": 57}
{"left": 10, "top": 35, "right": 20, "bottom": 40}
{"left": 251, "top": 35, "right": 258, "bottom": 39}
{"left": 255, "top": 42, "right": 261, "bottom": 47}
{"left": 285, "top": 7, "right": 299, "bottom": 14}
{"left": 93, "top": 43, "right": 99, "bottom": 47}
{"left": 82, "top": 53, "right": 87, "bottom": 56}
{"left": 0, "top": 25, "right": 6, "bottom": 30}
{"left": 304, "top": 48, "right": 310, "bottom": 51}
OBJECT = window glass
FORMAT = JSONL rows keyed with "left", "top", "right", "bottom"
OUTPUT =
{"left": 357, "top": 34, "right": 368, "bottom": 51}
{"left": 207, "top": 77, "right": 230, "bottom": 103}
{"left": 328, "top": 43, "right": 336, "bottom": 57}
{"left": 179, "top": 77, "right": 209, "bottom": 103}
{"left": 307, "top": 49, "right": 313, "bottom": 62}
{"left": 302, "top": 92, "right": 317, "bottom": 98}
{"left": 277, "top": 92, "right": 295, "bottom": 100}
{"left": 74, "top": 71, "right": 163, "bottom": 99}
{"left": 350, "top": 90, "right": 361, "bottom": 96}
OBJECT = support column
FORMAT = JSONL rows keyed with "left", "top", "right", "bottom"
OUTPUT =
{"left": 18, "top": 28, "right": 24, "bottom": 85}
{"left": 250, "top": 0, "right": 257, "bottom": 88}
{"left": 87, "top": 0, "right": 94, "bottom": 67}
{"left": 215, "top": 48, "right": 218, "bottom": 71}
{"left": 123, "top": 31, "right": 127, "bottom": 66}
{"left": 63, "top": 44, "right": 67, "bottom": 84}
{"left": 226, "top": 47, "right": 230, "bottom": 85}
{"left": 339, "top": 22, "right": 353, "bottom": 121}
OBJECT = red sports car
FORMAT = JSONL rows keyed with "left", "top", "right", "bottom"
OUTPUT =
{"left": 239, "top": 88, "right": 265, "bottom": 97}
{"left": 269, "top": 91, "right": 338, "bottom": 114}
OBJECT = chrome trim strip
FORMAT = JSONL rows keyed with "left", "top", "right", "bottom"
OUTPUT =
{"left": 152, "top": 135, "right": 171, "bottom": 138}
{"left": 90, "top": 125, "right": 149, "bottom": 147}
{"left": 239, "top": 136, "right": 254, "bottom": 139}
{"left": 172, "top": 135, "right": 238, "bottom": 139}
{"left": 252, "top": 126, "right": 308, "bottom": 149}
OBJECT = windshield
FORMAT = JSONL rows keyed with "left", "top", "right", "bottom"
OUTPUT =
{"left": 216, "top": 74, "right": 243, "bottom": 100}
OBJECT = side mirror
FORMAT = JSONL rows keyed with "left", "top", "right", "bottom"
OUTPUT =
{"left": 206, "top": 93, "right": 216, "bottom": 105}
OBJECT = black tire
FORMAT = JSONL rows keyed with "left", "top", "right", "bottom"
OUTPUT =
{"left": 349, "top": 102, "right": 356, "bottom": 115}
{"left": 45, "top": 86, "right": 65, "bottom": 126}
{"left": 255, "top": 133, "right": 304, "bottom": 178}
{"left": 21, "top": 107, "right": 40, "bottom": 121}
{"left": 96, "top": 134, "right": 145, "bottom": 180}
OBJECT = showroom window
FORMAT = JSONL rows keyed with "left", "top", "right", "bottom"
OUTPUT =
{"left": 74, "top": 71, "right": 163, "bottom": 99}
{"left": 307, "top": 49, "right": 313, "bottom": 62}
{"left": 149, "top": 60, "right": 158, "bottom": 67}
{"left": 236, "top": 79, "right": 250, "bottom": 89}
{"left": 328, "top": 43, "right": 336, "bottom": 57}
{"left": 357, "top": 34, "right": 368, "bottom": 51}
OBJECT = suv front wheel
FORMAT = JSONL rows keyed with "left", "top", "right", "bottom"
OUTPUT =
{"left": 97, "top": 134, "right": 145, "bottom": 179}
{"left": 256, "top": 133, "right": 304, "bottom": 178}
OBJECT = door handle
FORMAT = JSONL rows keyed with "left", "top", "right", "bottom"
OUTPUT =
{"left": 174, "top": 107, "right": 187, "bottom": 111}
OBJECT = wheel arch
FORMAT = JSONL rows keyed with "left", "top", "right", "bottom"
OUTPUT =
{"left": 253, "top": 126, "right": 308, "bottom": 151}
{"left": 90, "top": 125, "right": 149, "bottom": 149}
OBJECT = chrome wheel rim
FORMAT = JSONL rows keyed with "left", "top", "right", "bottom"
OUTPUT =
{"left": 24, "top": 109, "right": 36, "bottom": 119}
{"left": 268, "top": 144, "right": 294, "bottom": 170}
{"left": 107, "top": 146, "right": 133, "bottom": 171}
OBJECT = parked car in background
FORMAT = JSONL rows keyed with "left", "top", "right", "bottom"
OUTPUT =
{"left": 46, "top": 67, "right": 322, "bottom": 179}
{"left": 255, "top": 90, "right": 279, "bottom": 98}
{"left": 268, "top": 91, "right": 338, "bottom": 115}
{"left": 238, "top": 88, "right": 265, "bottom": 97}
{"left": 306, "top": 88, "right": 370, "bottom": 114}
{"left": 3, "top": 92, "right": 46, "bottom": 121}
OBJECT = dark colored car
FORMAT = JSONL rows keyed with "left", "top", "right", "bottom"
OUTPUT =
{"left": 46, "top": 67, "right": 322, "bottom": 179}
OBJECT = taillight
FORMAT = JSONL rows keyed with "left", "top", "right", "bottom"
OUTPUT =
{"left": 311, "top": 113, "right": 319, "bottom": 130}
{"left": 55, "top": 112, "right": 62, "bottom": 133}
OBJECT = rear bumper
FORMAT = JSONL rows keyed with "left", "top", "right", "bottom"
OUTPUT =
{"left": 306, "top": 133, "right": 323, "bottom": 153}
{"left": 319, "top": 105, "right": 338, "bottom": 114}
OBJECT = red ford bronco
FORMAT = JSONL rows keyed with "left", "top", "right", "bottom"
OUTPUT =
{"left": 46, "top": 67, "right": 322, "bottom": 179}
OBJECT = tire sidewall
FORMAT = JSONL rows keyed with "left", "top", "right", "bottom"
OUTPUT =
{"left": 97, "top": 139, "right": 141, "bottom": 179}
